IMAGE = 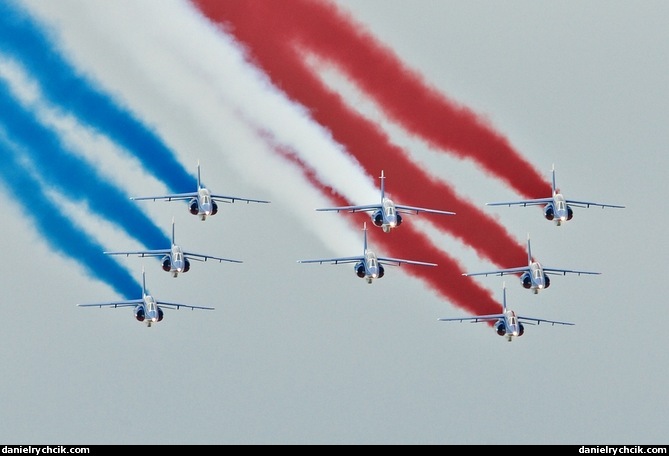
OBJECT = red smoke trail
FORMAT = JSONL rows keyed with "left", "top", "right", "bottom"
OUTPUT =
{"left": 193, "top": 0, "right": 537, "bottom": 313}
{"left": 195, "top": 0, "right": 551, "bottom": 199}
{"left": 289, "top": 0, "right": 550, "bottom": 198}
{"left": 193, "top": 0, "right": 528, "bottom": 267}
{"left": 269, "top": 138, "right": 502, "bottom": 315}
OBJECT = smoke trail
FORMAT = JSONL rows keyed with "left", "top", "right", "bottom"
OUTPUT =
{"left": 1, "top": 0, "right": 194, "bottom": 191}
{"left": 255, "top": 0, "right": 550, "bottom": 198}
{"left": 18, "top": 0, "right": 378, "bottom": 251}
{"left": 0, "top": 79, "right": 170, "bottom": 250}
{"left": 0, "top": 130, "right": 139, "bottom": 297}
{"left": 272, "top": 142, "right": 502, "bottom": 315}
{"left": 191, "top": 0, "right": 530, "bottom": 269}
{"left": 18, "top": 0, "right": 529, "bottom": 313}
{"left": 191, "top": 0, "right": 549, "bottom": 197}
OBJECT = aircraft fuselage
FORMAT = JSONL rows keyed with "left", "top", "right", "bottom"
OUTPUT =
{"left": 504, "top": 310, "right": 522, "bottom": 339}
{"left": 190, "top": 187, "right": 218, "bottom": 221}
{"left": 167, "top": 245, "right": 188, "bottom": 277}
{"left": 527, "top": 262, "right": 547, "bottom": 294}
{"left": 544, "top": 193, "right": 573, "bottom": 226}
{"left": 378, "top": 198, "right": 400, "bottom": 233}
{"left": 362, "top": 251, "right": 381, "bottom": 283}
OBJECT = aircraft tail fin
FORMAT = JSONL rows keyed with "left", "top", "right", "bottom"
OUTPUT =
{"left": 141, "top": 267, "right": 147, "bottom": 296}
{"left": 502, "top": 282, "right": 508, "bottom": 312}
{"left": 379, "top": 170, "right": 385, "bottom": 201}
{"left": 362, "top": 222, "right": 368, "bottom": 253}
{"left": 551, "top": 164, "right": 557, "bottom": 195}
{"left": 526, "top": 233, "right": 533, "bottom": 264}
{"left": 171, "top": 217, "right": 176, "bottom": 244}
{"left": 197, "top": 160, "right": 202, "bottom": 189}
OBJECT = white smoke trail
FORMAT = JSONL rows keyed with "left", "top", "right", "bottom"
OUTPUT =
{"left": 0, "top": 54, "right": 167, "bottom": 197}
{"left": 0, "top": 54, "right": 167, "bottom": 256}
{"left": 19, "top": 0, "right": 382, "bottom": 253}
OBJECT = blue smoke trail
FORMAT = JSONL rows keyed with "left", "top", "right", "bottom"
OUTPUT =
{"left": 0, "top": 79, "right": 170, "bottom": 250}
{"left": 0, "top": 129, "right": 139, "bottom": 297}
{"left": 0, "top": 0, "right": 196, "bottom": 191}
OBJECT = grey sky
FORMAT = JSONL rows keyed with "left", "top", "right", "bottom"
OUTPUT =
{"left": 1, "top": 0, "right": 667, "bottom": 444}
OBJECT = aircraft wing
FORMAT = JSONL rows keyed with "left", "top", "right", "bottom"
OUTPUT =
{"left": 486, "top": 197, "right": 553, "bottom": 207}
{"left": 563, "top": 198, "right": 625, "bottom": 209}
{"left": 376, "top": 256, "right": 437, "bottom": 267}
{"left": 154, "top": 301, "right": 215, "bottom": 311}
{"left": 210, "top": 193, "right": 270, "bottom": 204}
{"left": 394, "top": 204, "right": 455, "bottom": 216}
{"left": 182, "top": 251, "right": 243, "bottom": 264}
{"left": 104, "top": 249, "right": 170, "bottom": 258}
{"left": 542, "top": 267, "right": 601, "bottom": 276}
{"left": 315, "top": 204, "right": 381, "bottom": 213}
{"left": 462, "top": 266, "right": 529, "bottom": 277}
{"left": 130, "top": 192, "right": 198, "bottom": 202}
{"left": 438, "top": 314, "right": 504, "bottom": 323}
{"left": 517, "top": 315, "right": 574, "bottom": 326}
{"left": 78, "top": 299, "right": 143, "bottom": 308}
{"left": 297, "top": 255, "right": 364, "bottom": 265}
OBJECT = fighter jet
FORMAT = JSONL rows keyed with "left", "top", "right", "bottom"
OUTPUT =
{"left": 131, "top": 161, "right": 270, "bottom": 221}
{"left": 462, "top": 234, "right": 600, "bottom": 294}
{"left": 104, "top": 218, "right": 242, "bottom": 277}
{"left": 78, "top": 269, "right": 214, "bottom": 327}
{"left": 298, "top": 222, "right": 437, "bottom": 284}
{"left": 438, "top": 282, "right": 574, "bottom": 341}
{"left": 486, "top": 164, "right": 624, "bottom": 226}
{"left": 316, "top": 170, "right": 455, "bottom": 232}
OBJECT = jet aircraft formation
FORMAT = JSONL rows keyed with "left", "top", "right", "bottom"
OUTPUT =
{"left": 439, "top": 165, "right": 624, "bottom": 341}
{"left": 78, "top": 161, "right": 270, "bottom": 326}
{"left": 79, "top": 164, "right": 623, "bottom": 336}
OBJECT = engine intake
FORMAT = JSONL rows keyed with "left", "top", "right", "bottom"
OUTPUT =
{"left": 134, "top": 305, "right": 145, "bottom": 322}
{"left": 189, "top": 198, "right": 199, "bottom": 215}
{"left": 372, "top": 209, "right": 383, "bottom": 227}
{"left": 494, "top": 320, "right": 506, "bottom": 336}
{"left": 355, "top": 262, "right": 366, "bottom": 278}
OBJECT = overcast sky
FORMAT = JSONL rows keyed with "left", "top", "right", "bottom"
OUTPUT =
{"left": 1, "top": 0, "right": 667, "bottom": 445}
